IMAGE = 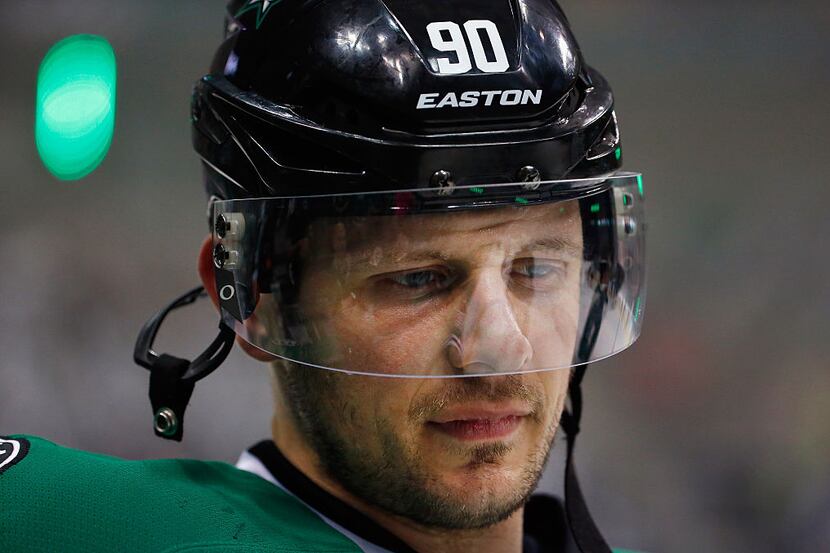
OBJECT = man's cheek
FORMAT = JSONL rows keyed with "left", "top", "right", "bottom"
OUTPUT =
{"left": 342, "top": 328, "right": 437, "bottom": 375}
{"left": 332, "top": 379, "right": 392, "bottom": 436}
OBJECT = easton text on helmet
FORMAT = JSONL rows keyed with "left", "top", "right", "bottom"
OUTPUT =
{"left": 416, "top": 89, "right": 543, "bottom": 110}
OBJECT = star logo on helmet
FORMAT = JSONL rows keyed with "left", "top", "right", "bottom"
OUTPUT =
{"left": 235, "top": 0, "right": 282, "bottom": 29}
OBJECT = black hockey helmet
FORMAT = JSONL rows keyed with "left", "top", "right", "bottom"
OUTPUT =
{"left": 192, "top": 0, "right": 623, "bottom": 199}
{"left": 186, "top": 0, "right": 643, "bottom": 371}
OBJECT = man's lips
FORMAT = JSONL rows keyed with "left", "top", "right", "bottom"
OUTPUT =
{"left": 426, "top": 404, "right": 531, "bottom": 441}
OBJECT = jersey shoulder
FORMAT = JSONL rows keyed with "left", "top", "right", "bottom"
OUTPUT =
{"left": 0, "top": 434, "right": 360, "bottom": 553}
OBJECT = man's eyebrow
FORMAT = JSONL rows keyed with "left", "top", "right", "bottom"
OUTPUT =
{"left": 346, "top": 249, "right": 450, "bottom": 269}
{"left": 522, "top": 238, "right": 583, "bottom": 257}
{"left": 344, "top": 238, "right": 581, "bottom": 270}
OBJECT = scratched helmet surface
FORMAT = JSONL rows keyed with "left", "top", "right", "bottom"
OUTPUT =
{"left": 192, "top": 0, "right": 645, "bottom": 377}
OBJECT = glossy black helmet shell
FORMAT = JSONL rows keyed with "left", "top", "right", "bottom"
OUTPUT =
{"left": 193, "top": 0, "right": 622, "bottom": 199}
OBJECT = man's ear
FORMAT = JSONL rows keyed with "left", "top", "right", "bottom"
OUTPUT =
{"left": 197, "top": 235, "right": 276, "bottom": 363}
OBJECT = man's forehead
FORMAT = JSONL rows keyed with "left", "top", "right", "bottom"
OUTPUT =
{"left": 307, "top": 202, "right": 580, "bottom": 253}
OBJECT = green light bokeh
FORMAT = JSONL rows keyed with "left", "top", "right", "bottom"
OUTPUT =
{"left": 35, "top": 35, "right": 116, "bottom": 181}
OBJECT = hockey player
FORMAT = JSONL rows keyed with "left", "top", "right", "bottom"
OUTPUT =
{"left": 1, "top": 1, "right": 647, "bottom": 551}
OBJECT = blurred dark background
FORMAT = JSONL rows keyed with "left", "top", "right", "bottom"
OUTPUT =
{"left": 1, "top": 1, "right": 829, "bottom": 552}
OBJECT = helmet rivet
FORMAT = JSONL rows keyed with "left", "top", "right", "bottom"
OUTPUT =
{"left": 215, "top": 213, "right": 229, "bottom": 238}
{"left": 517, "top": 166, "right": 541, "bottom": 189}
{"left": 154, "top": 407, "right": 178, "bottom": 437}
{"left": 213, "top": 243, "right": 229, "bottom": 269}
{"left": 431, "top": 170, "right": 455, "bottom": 196}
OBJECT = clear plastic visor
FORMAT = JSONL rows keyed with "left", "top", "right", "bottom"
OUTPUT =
{"left": 212, "top": 173, "right": 645, "bottom": 378}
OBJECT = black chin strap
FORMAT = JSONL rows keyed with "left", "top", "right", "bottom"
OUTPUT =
{"left": 558, "top": 288, "right": 613, "bottom": 553}
{"left": 560, "top": 364, "right": 612, "bottom": 553}
{"left": 134, "top": 286, "right": 235, "bottom": 441}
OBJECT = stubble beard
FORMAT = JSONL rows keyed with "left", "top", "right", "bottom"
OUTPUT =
{"left": 276, "top": 363, "right": 561, "bottom": 530}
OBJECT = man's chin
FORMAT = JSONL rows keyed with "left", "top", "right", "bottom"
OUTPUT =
{"left": 407, "top": 435, "right": 550, "bottom": 527}
{"left": 408, "top": 473, "right": 531, "bottom": 531}
{"left": 426, "top": 452, "right": 530, "bottom": 501}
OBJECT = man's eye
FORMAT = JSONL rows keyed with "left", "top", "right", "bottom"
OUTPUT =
{"left": 511, "top": 259, "right": 565, "bottom": 286}
{"left": 389, "top": 269, "right": 450, "bottom": 289}
{"left": 513, "top": 259, "right": 550, "bottom": 277}
{"left": 364, "top": 266, "right": 458, "bottom": 304}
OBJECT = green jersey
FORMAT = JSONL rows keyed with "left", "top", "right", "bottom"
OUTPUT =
{"left": 0, "top": 435, "right": 361, "bottom": 552}
{"left": 0, "top": 435, "right": 643, "bottom": 553}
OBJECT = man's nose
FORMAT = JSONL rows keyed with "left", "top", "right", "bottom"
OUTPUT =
{"left": 448, "top": 269, "right": 534, "bottom": 374}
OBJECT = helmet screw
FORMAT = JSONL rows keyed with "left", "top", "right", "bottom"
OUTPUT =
{"left": 213, "top": 243, "right": 229, "bottom": 269}
{"left": 431, "top": 170, "right": 455, "bottom": 196}
{"left": 154, "top": 407, "right": 178, "bottom": 437}
{"left": 215, "top": 213, "right": 229, "bottom": 238}
{"left": 517, "top": 166, "right": 541, "bottom": 189}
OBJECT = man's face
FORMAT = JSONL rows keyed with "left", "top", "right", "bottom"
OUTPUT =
{"left": 277, "top": 201, "right": 582, "bottom": 529}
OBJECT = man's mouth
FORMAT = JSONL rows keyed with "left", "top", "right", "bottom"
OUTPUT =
{"left": 426, "top": 404, "right": 530, "bottom": 441}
